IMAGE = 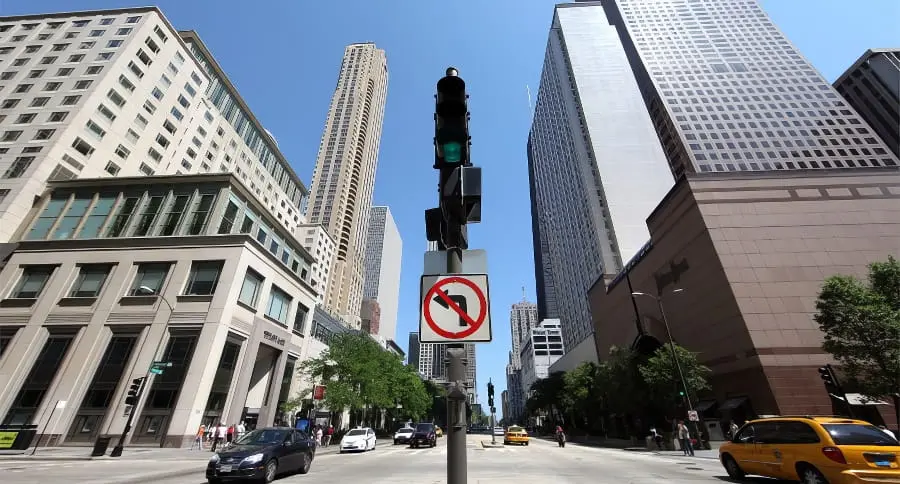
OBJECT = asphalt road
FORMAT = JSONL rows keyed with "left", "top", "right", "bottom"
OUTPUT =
{"left": 1, "top": 436, "right": 796, "bottom": 483}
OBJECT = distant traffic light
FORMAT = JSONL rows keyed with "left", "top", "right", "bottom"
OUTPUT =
{"left": 487, "top": 381, "right": 495, "bottom": 407}
{"left": 434, "top": 67, "right": 470, "bottom": 168}
{"left": 818, "top": 365, "right": 838, "bottom": 387}
{"left": 125, "top": 377, "right": 145, "bottom": 406}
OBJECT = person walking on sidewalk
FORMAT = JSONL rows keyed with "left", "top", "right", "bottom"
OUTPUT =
{"left": 323, "top": 425, "right": 333, "bottom": 447}
{"left": 677, "top": 420, "right": 694, "bottom": 456}
{"left": 192, "top": 424, "right": 206, "bottom": 450}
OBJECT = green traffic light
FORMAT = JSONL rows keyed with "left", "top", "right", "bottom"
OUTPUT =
{"left": 679, "top": 391, "right": 685, "bottom": 396}
{"left": 443, "top": 142, "right": 462, "bottom": 163}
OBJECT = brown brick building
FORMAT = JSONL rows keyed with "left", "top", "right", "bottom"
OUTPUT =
{"left": 589, "top": 169, "right": 900, "bottom": 432}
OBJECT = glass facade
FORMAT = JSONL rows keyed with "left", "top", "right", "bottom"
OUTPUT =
{"left": 202, "top": 339, "right": 241, "bottom": 428}
{"left": 3, "top": 330, "right": 77, "bottom": 425}
{"left": 605, "top": 0, "right": 899, "bottom": 172}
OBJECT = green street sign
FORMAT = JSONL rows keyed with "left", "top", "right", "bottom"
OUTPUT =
{"left": 149, "top": 368, "right": 164, "bottom": 375}
{"left": 152, "top": 361, "right": 173, "bottom": 368}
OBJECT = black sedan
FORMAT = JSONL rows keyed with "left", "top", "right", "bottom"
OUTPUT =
{"left": 409, "top": 423, "right": 437, "bottom": 448}
{"left": 206, "top": 427, "right": 316, "bottom": 483}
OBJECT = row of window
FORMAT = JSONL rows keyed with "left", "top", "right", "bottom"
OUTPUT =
{"left": 7, "top": 259, "right": 310, "bottom": 335}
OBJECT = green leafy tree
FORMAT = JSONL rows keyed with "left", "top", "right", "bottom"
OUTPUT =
{"left": 601, "top": 346, "right": 647, "bottom": 416}
{"left": 814, "top": 256, "right": 900, "bottom": 428}
{"left": 638, "top": 344, "right": 711, "bottom": 410}
{"left": 563, "top": 362, "right": 603, "bottom": 430}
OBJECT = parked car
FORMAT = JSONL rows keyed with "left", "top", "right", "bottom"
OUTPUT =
{"left": 410, "top": 423, "right": 437, "bottom": 448}
{"left": 493, "top": 426, "right": 505, "bottom": 437}
{"left": 206, "top": 427, "right": 315, "bottom": 483}
{"left": 394, "top": 427, "right": 414, "bottom": 445}
{"left": 340, "top": 427, "right": 376, "bottom": 453}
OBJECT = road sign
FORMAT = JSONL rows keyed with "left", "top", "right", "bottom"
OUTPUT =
{"left": 419, "top": 273, "right": 491, "bottom": 343}
{"left": 152, "top": 361, "right": 172, "bottom": 368}
{"left": 149, "top": 368, "right": 164, "bottom": 375}
{"left": 688, "top": 410, "right": 699, "bottom": 422}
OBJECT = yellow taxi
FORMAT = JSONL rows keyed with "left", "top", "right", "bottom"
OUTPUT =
{"left": 503, "top": 426, "right": 529, "bottom": 446}
{"left": 719, "top": 416, "right": 900, "bottom": 484}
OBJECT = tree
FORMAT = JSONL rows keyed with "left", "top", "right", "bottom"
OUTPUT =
{"left": 814, "top": 256, "right": 900, "bottom": 428}
{"left": 638, "top": 344, "right": 711, "bottom": 410}
{"left": 296, "top": 332, "right": 433, "bottom": 427}
{"left": 563, "top": 362, "right": 602, "bottom": 430}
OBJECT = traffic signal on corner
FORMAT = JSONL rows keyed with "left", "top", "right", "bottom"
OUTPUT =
{"left": 487, "top": 382, "right": 495, "bottom": 407}
{"left": 125, "top": 377, "right": 145, "bottom": 406}
{"left": 818, "top": 365, "right": 838, "bottom": 387}
{"left": 434, "top": 68, "right": 470, "bottom": 168}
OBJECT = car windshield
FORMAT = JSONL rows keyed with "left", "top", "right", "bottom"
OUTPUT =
{"left": 346, "top": 429, "right": 367, "bottom": 437}
{"left": 822, "top": 424, "right": 899, "bottom": 446}
{"left": 235, "top": 429, "right": 289, "bottom": 446}
{"left": 416, "top": 424, "right": 433, "bottom": 432}
{"left": 397, "top": 428, "right": 413, "bottom": 433}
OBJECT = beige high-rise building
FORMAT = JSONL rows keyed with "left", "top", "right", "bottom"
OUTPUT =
{"left": 305, "top": 43, "right": 388, "bottom": 329}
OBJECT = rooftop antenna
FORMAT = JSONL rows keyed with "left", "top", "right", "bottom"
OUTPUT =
{"left": 522, "top": 285, "right": 526, "bottom": 301}
{"left": 526, "top": 85, "right": 533, "bottom": 110}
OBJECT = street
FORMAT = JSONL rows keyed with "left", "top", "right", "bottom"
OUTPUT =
{"left": 0, "top": 435, "right": 796, "bottom": 483}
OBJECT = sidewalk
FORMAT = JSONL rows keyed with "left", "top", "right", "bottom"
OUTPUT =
{"left": 0, "top": 442, "right": 341, "bottom": 461}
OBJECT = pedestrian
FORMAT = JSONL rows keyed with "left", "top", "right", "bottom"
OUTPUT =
{"left": 226, "top": 424, "right": 234, "bottom": 444}
{"left": 210, "top": 423, "right": 221, "bottom": 452}
{"left": 315, "top": 426, "right": 324, "bottom": 446}
{"left": 237, "top": 421, "right": 246, "bottom": 441}
{"left": 677, "top": 420, "right": 694, "bottom": 456}
{"left": 324, "top": 425, "right": 334, "bottom": 447}
{"left": 192, "top": 424, "right": 206, "bottom": 451}
{"left": 729, "top": 421, "right": 740, "bottom": 439}
{"left": 650, "top": 427, "right": 663, "bottom": 450}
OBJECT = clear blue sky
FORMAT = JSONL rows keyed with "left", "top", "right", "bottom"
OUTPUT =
{"left": 5, "top": 0, "right": 898, "bottom": 408}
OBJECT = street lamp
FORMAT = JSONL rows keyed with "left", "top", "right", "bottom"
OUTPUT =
{"left": 631, "top": 290, "right": 700, "bottom": 442}
{"left": 110, "top": 286, "right": 175, "bottom": 457}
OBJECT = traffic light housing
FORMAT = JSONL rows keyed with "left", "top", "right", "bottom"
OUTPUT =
{"left": 487, "top": 382, "right": 495, "bottom": 407}
{"left": 434, "top": 68, "right": 470, "bottom": 169}
{"left": 125, "top": 377, "right": 145, "bottom": 406}
{"left": 818, "top": 365, "right": 838, "bottom": 388}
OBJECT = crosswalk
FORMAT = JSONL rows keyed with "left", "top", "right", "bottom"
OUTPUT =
{"left": 350, "top": 444, "right": 535, "bottom": 457}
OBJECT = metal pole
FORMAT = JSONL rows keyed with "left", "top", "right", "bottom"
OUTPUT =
{"left": 445, "top": 246, "right": 467, "bottom": 484}
{"left": 656, "top": 297, "right": 700, "bottom": 444}
{"left": 111, "top": 294, "right": 173, "bottom": 457}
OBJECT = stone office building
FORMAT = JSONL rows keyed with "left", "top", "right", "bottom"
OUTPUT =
{"left": 0, "top": 174, "right": 319, "bottom": 447}
{"left": 589, "top": 169, "right": 900, "bottom": 429}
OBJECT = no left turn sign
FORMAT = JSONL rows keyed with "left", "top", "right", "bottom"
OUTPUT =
{"left": 419, "top": 274, "right": 492, "bottom": 343}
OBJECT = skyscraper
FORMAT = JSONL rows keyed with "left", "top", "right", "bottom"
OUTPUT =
{"left": 581, "top": 0, "right": 898, "bottom": 174}
{"left": 529, "top": 3, "right": 674, "bottom": 355}
{"left": 362, "top": 206, "right": 402, "bottom": 341}
{"left": 531, "top": 0, "right": 900, "bottom": 362}
{"left": 407, "top": 332, "right": 420, "bottom": 369}
{"left": 508, "top": 298, "right": 539, "bottom": 367}
{"left": 0, "top": 8, "right": 308, "bottom": 243}
{"left": 834, "top": 49, "right": 900, "bottom": 159}
{"left": 306, "top": 43, "right": 388, "bottom": 329}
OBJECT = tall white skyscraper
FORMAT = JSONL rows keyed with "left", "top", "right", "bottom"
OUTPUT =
{"left": 306, "top": 43, "right": 388, "bottom": 329}
{"left": 528, "top": 3, "right": 674, "bottom": 358}
{"left": 362, "top": 205, "right": 402, "bottom": 341}
{"left": 508, "top": 298, "right": 539, "bottom": 367}
{"left": 0, "top": 8, "right": 308, "bottom": 243}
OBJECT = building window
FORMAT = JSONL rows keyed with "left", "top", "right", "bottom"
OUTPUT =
{"left": 184, "top": 261, "right": 223, "bottom": 296}
{"left": 238, "top": 269, "right": 263, "bottom": 307}
{"left": 51, "top": 195, "right": 92, "bottom": 239}
{"left": 71, "top": 137, "right": 95, "bottom": 156}
{"left": 69, "top": 264, "right": 112, "bottom": 298}
{"left": 217, "top": 201, "right": 240, "bottom": 234}
{"left": 265, "top": 286, "right": 292, "bottom": 325}
{"left": 158, "top": 195, "right": 190, "bottom": 236}
{"left": 128, "top": 263, "right": 170, "bottom": 296}
{"left": 27, "top": 196, "right": 68, "bottom": 239}
{"left": 78, "top": 195, "right": 116, "bottom": 238}
{"left": 293, "top": 303, "right": 309, "bottom": 335}
{"left": 186, "top": 193, "right": 215, "bottom": 235}
{"left": 133, "top": 195, "right": 164, "bottom": 236}
{"left": 104, "top": 161, "right": 120, "bottom": 176}
{"left": 3, "top": 156, "right": 34, "bottom": 178}
{"left": 10, "top": 266, "right": 56, "bottom": 299}
{"left": 106, "top": 197, "right": 139, "bottom": 237}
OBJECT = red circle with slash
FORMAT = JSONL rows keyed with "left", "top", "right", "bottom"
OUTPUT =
{"left": 423, "top": 276, "right": 487, "bottom": 339}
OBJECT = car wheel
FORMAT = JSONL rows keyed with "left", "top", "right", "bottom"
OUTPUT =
{"left": 297, "top": 452, "right": 312, "bottom": 475}
{"left": 798, "top": 464, "right": 828, "bottom": 484}
{"left": 722, "top": 455, "right": 745, "bottom": 480}
{"left": 525, "top": 441, "right": 529, "bottom": 446}
{"left": 394, "top": 440, "right": 398, "bottom": 445}
{"left": 262, "top": 459, "right": 277, "bottom": 483}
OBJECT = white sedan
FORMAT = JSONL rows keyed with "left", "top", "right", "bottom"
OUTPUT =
{"left": 339, "top": 427, "right": 376, "bottom": 453}
{"left": 493, "top": 427, "right": 505, "bottom": 436}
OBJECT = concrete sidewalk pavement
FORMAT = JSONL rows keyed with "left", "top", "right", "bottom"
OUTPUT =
{"left": 0, "top": 442, "right": 341, "bottom": 461}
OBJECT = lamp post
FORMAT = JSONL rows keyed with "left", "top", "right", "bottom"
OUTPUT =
{"left": 110, "top": 286, "right": 175, "bottom": 457}
{"left": 631, "top": 289, "right": 701, "bottom": 445}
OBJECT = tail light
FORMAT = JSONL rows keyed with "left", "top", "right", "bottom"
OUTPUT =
{"left": 822, "top": 446, "right": 847, "bottom": 464}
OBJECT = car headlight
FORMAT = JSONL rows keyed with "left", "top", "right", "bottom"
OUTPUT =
{"left": 241, "top": 453, "right": 264, "bottom": 465}
{"left": 209, "top": 454, "right": 220, "bottom": 463}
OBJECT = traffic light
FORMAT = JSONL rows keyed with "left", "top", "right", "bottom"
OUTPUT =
{"left": 124, "top": 377, "right": 145, "bottom": 406}
{"left": 818, "top": 365, "right": 838, "bottom": 388}
{"left": 434, "top": 67, "right": 470, "bottom": 168}
{"left": 487, "top": 382, "right": 495, "bottom": 407}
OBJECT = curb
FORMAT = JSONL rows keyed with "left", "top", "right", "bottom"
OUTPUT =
{"left": 109, "top": 467, "right": 201, "bottom": 484}
{"left": 0, "top": 455, "right": 94, "bottom": 461}
{"left": 651, "top": 451, "right": 719, "bottom": 461}
{"left": 480, "top": 440, "right": 504, "bottom": 448}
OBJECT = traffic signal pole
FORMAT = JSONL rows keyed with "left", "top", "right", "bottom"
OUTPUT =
{"left": 427, "top": 67, "right": 478, "bottom": 484}
{"left": 110, "top": 377, "right": 145, "bottom": 457}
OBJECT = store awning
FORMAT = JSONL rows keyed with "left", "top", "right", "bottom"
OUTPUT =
{"left": 832, "top": 393, "right": 889, "bottom": 406}
{"left": 694, "top": 400, "right": 717, "bottom": 413}
{"left": 719, "top": 397, "right": 748, "bottom": 411}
